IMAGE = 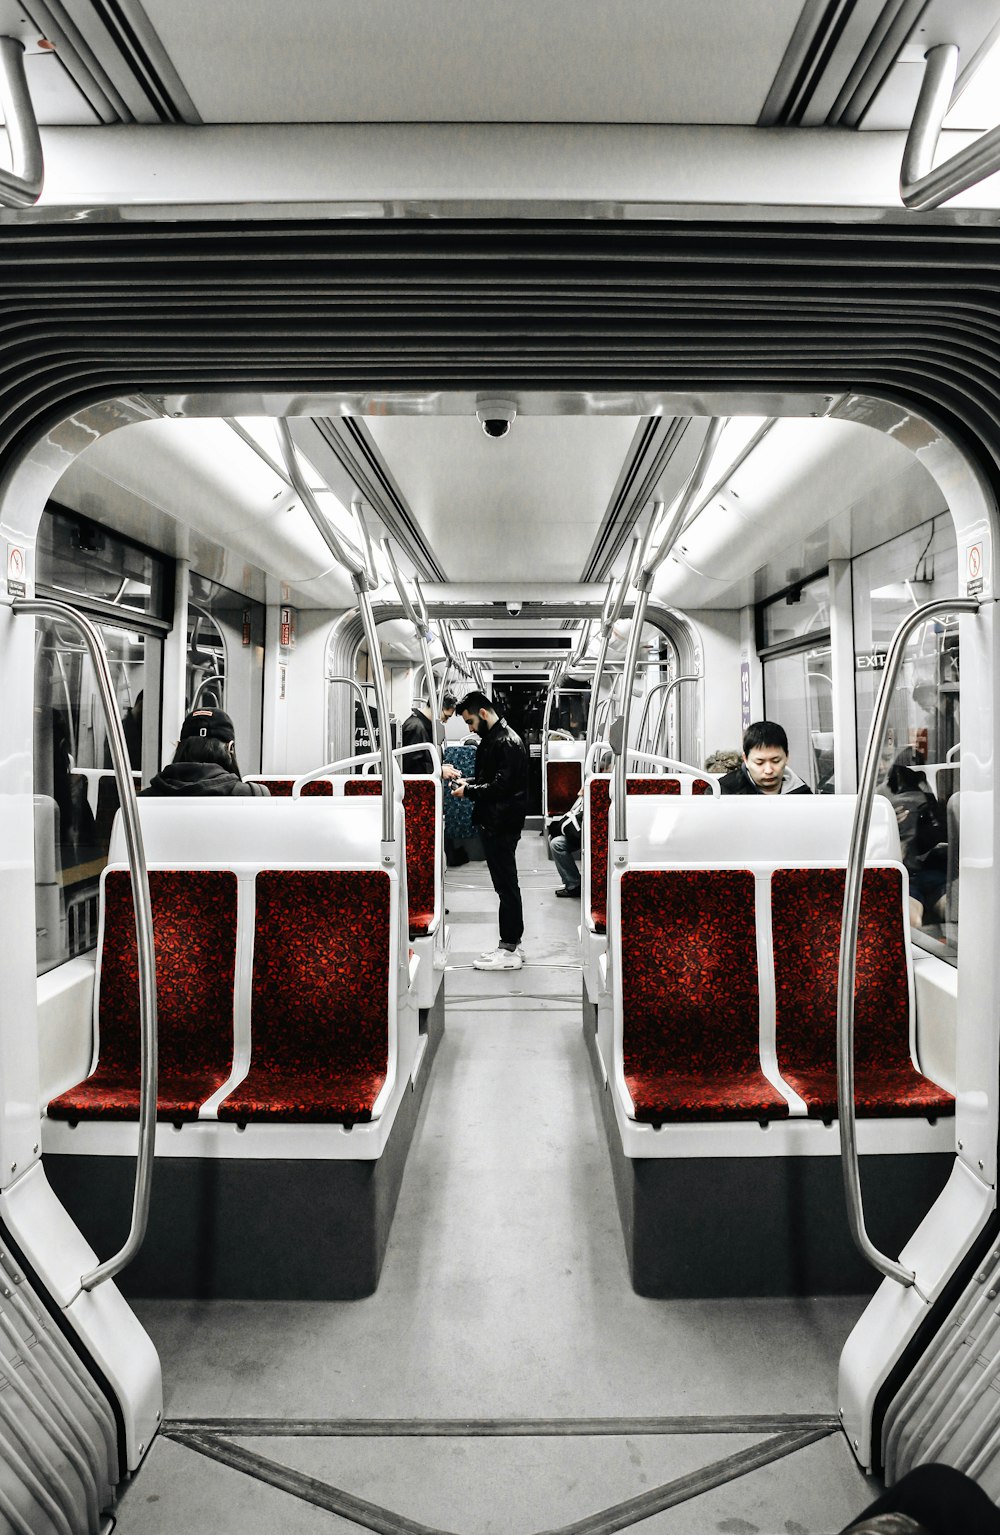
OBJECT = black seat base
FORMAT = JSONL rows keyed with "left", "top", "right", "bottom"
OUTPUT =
{"left": 583, "top": 1010, "right": 952, "bottom": 1298}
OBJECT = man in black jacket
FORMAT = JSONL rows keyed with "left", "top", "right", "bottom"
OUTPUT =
{"left": 142, "top": 708, "right": 269, "bottom": 797}
{"left": 442, "top": 691, "right": 528, "bottom": 971}
{"left": 719, "top": 720, "right": 812, "bottom": 797}
{"left": 401, "top": 697, "right": 435, "bottom": 775}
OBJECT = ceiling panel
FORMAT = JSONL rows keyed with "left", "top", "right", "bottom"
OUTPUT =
{"left": 364, "top": 414, "right": 640, "bottom": 582}
{"left": 137, "top": 0, "right": 805, "bottom": 124}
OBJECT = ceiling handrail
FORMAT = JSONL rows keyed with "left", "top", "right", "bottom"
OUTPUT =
{"left": 0, "top": 39, "right": 43, "bottom": 209}
{"left": 900, "top": 43, "right": 1000, "bottom": 210}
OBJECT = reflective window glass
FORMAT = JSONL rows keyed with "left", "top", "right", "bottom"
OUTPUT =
{"left": 37, "top": 504, "right": 169, "bottom": 619}
{"left": 760, "top": 574, "right": 830, "bottom": 649}
{"left": 761, "top": 645, "right": 835, "bottom": 793}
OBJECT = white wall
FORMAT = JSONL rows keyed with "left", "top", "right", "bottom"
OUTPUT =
{"left": 689, "top": 608, "right": 743, "bottom": 764}
{"left": 261, "top": 606, "right": 331, "bottom": 774}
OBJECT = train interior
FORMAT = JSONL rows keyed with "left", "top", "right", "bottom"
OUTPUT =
{"left": 3, "top": 2, "right": 1000, "bottom": 1533}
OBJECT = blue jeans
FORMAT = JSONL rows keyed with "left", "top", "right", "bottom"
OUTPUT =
{"left": 550, "top": 833, "right": 581, "bottom": 892}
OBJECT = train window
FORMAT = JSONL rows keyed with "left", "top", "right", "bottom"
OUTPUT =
{"left": 33, "top": 507, "right": 169, "bottom": 976}
{"left": 758, "top": 573, "right": 835, "bottom": 794}
{"left": 186, "top": 574, "right": 265, "bottom": 774}
{"left": 853, "top": 514, "right": 959, "bottom": 963}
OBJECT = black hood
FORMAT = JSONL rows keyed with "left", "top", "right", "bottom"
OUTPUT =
{"left": 143, "top": 762, "right": 246, "bottom": 797}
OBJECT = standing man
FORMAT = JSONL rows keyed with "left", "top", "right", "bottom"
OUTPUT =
{"left": 440, "top": 692, "right": 458, "bottom": 726}
{"left": 442, "top": 691, "right": 528, "bottom": 971}
{"left": 719, "top": 721, "right": 812, "bottom": 796}
{"left": 401, "top": 696, "right": 435, "bottom": 775}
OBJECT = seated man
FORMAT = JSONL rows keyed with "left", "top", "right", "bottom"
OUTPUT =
{"left": 548, "top": 791, "right": 583, "bottom": 898}
{"left": 719, "top": 720, "right": 811, "bottom": 796}
{"left": 142, "top": 708, "right": 269, "bottom": 797}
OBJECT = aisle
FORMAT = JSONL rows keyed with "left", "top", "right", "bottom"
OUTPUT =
{"left": 116, "top": 836, "right": 875, "bottom": 1534}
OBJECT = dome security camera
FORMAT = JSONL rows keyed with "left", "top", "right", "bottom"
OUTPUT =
{"left": 506, "top": 600, "right": 523, "bottom": 617}
{"left": 476, "top": 399, "right": 517, "bottom": 439}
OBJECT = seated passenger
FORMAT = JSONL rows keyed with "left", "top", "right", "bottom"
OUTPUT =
{"left": 882, "top": 750, "right": 947, "bottom": 926}
{"left": 704, "top": 748, "right": 741, "bottom": 774}
{"left": 719, "top": 721, "right": 811, "bottom": 797}
{"left": 548, "top": 790, "right": 583, "bottom": 898}
{"left": 142, "top": 708, "right": 269, "bottom": 798}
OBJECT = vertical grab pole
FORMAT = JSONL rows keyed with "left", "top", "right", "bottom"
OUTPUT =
{"left": 612, "top": 576, "right": 652, "bottom": 846}
{"left": 15, "top": 599, "right": 157, "bottom": 1292}
{"left": 837, "top": 594, "right": 978, "bottom": 1287}
{"left": 355, "top": 578, "right": 396, "bottom": 848}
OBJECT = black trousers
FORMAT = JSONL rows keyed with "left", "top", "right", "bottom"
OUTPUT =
{"left": 482, "top": 828, "right": 524, "bottom": 946}
{"left": 843, "top": 1465, "right": 1000, "bottom": 1534}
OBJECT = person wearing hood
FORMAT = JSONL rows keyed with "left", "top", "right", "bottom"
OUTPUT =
{"left": 142, "top": 708, "right": 269, "bottom": 798}
{"left": 718, "top": 721, "right": 811, "bottom": 797}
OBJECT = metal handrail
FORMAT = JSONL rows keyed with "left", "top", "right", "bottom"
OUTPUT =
{"left": 191, "top": 672, "right": 225, "bottom": 708}
{"left": 617, "top": 748, "right": 721, "bottom": 794}
{"left": 326, "top": 673, "right": 377, "bottom": 752}
{"left": 380, "top": 540, "right": 443, "bottom": 747}
{"left": 650, "top": 673, "right": 700, "bottom": 758}
{"left": 838, "top": 595, "right": 978, "bottom": 1289}
{"left": 635, "top": 680, "right": 673, "bottom": 755}
{"left": 900, "top": 43, "right": 1000, "bottom": 211}
{"left": 17, "top": 599, "right": 157, "bottom": 1292}
{"left": 613, "top": 421, "right": 725, "bottom": 842}
{"left": 292, "top": 741, "right": 439, "bottom": 796}
{"left": 275, "top": 420, "right": 367, "bottom": 579}
{"left": 0, "top": 39, "right": 42, "bottom": 208}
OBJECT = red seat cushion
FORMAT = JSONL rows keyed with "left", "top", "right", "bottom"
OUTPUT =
{"left": 588, "top": 777, "right": 681, "bottom": 934}
{"left": 772, "top": 867, "right": 954, "bottom": 1119}
{"left": 621, "top": 869, "right": 787, "bottom": 1122}
{"left": 48, "top": 869, "right": 238, "bottom": 1122}
{"left": 547, "top": 758, "right": 582, "bottom": 815}
{"left": 217, "top": 869, "right": 390, "bottom": 1124}
{"left": 345, "top": 778, "right": 437, "bottom": 937}
{"left": 246, "top": 779, "right": 333, "bottom": 797}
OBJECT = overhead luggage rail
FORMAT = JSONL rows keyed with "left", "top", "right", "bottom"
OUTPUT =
{"left": 838, "top": 593, "right": 979, "bottom": 1290}
{"left": 901, "top": 43, "right": 1000, "bottom": 210}
{"left": 0, "top": 38, "right": 42, "bottom": 208}
{"left": 15, "top": 597, "right": 157, "bottom": 1293}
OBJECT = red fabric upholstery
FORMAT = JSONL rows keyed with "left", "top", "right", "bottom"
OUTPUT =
{"left": 692, "top": 778, "right": 713, "bottom": 796}
{"left": 772, "top": 867, "right": 954, "bottom": 1119}
{"left": 246, "top": 778, "right": 333, "bottom": 797}
{"left": 621, "top": 869, "right": 787, "bottom": 1122}
{"left": 48, "top": 870, "right": 238, "bottom": 1122}
{"left": 588, "top": 776, "right": 681, "bottom": 934}
{"left": 345, "top": 778, "right": 438, "bottom": 936}
{"left": 547, "top": 758, "right": 583, "bottom": 814}
{"left": 218, "top": 870, "right": 391, "bottom": 1124}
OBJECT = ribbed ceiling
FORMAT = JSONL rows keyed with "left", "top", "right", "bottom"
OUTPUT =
{"left": 0, "top": 219, "right": 998, "bottom": 535}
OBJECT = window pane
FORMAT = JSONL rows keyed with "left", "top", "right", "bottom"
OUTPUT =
{"left": 854, "top": 514, "right": 959, "bottom": 963}
{"left": 38, "top": 504, "right": 169, "bottom": 619}
{"left": 761, "top": 574, "right": 830, "bottom": 649}
{"left": 33, "top": 620, "right": 159, "bottom": 976}
{"left": 761, "top": 645, "right": 835, "bottom": 793}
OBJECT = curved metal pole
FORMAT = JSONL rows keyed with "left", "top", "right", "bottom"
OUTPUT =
{"left": 838, "top": 595, "right": 978, "bottom": 1289}
{"left": 584, "top": 630, "right": 612, "bottom": 757}
{"left": 0, "top": 39, "right": 43, "bottom": 209}
{"left": 899, "top": 44, "right": 1000, "bottom": 211}
{"left": 612, "top": 577, "right": 652, "bottom": 844}
{"left": 16, "top": 599, "right": 157, "bottom": 1293}
{"left": 644, "top": 419, "right": 727, "bottom": 579}
{"left": 192, "top": 672, "right": 225, "bottom": 709}
{"left": 326, "top": 673, "right": 376, "bottom": 752}
{"left": 624, "top": 748, "right": 720, "bottom": 793}
{"left": 355, "top": 582, "right": 397, "bottom": 846}
{"left": 276, "top": 420, "right": 367, "bottom": 579}
{"left": 293, "top": 741, "right": 442, "bottom": 794}
{"left": 635, "top": 679, "right": 673, "bottom": 757}
{"left": 651, "top": 673, "right": 700, "bottom": 759}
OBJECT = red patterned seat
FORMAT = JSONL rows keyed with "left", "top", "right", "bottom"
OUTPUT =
{"left": 588, "top": 777, "right": 686, "bottom": 934}
{"left": 620, "top": 869, "right": 787, "bottom": 1122}
{"left": 217, "top": 869, "right": 391, "bottom": 1124}
{"left": 772, "top": 867, "right": 954, "bottom": 1119}
{"left": 344, "top": 778, "right": 438, "bottom": 937}
{"left": 547, "top": 757, "right": 583, "bottom": 815}
{"left": 246, "top": 778, "right": 333, "bottom": 797}
{"left": 48, "top": 869, "right": 238, "bottom": 1122}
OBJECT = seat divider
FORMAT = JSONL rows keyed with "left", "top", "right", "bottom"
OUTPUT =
{"left": 756, "top": 869, "right": 808, "bottom": 1116}
{"left": 198, "top": 867, "right": 256, "bottom": 1121}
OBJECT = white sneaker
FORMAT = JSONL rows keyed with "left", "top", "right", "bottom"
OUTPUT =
{"left": 479, "top": 944, "right": 525, "bottom": 960}
{"left": 474, "top": 948, "right": 524, "bottom": 971}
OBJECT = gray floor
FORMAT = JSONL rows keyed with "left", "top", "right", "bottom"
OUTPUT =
{"left": 116, "top": 838, "right": 876, "bottom": 1534}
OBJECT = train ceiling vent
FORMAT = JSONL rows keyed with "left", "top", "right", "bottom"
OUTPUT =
{"left": 16, "top": 0, "right": 200, "bottom": 124}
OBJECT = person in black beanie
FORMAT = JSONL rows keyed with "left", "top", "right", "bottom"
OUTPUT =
{"left": 142, "top": 708, "right": 269, "bottom": 798}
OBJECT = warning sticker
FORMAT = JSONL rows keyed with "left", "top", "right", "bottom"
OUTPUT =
{"left": 967, "top": 541, "right": 985, "bottom": 599}
{"left": 6, "top": 543, "right": 25, "bottom": 598}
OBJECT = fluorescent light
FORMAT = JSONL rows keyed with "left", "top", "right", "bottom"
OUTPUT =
{"left": 871, "top": 580, "right": 920, "bottom": 604}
